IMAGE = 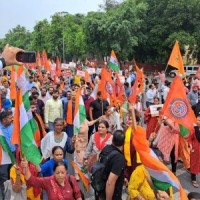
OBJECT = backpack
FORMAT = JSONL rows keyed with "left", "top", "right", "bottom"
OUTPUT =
{"left": 90, "top": 150, "right": 119, "bottom": 193}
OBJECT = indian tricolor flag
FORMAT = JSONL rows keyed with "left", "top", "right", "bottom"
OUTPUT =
{"left": 133, "top": 126, "right": 188, "bottom": 200}
{"left": 73, "top": 88, "right": 86, "bottom": 135}
{"left": 0, "top": 130, "right": 15, "bottom": 165}
{"left": 15, "top": 66, "right": 41, "bottom": 165}
{"left": 108, "top": 50, "right": 120, "bottom": 72}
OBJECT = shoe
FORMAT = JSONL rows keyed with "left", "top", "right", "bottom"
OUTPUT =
{"left": 192, "top": 181, "right": 199, "bottom": 188}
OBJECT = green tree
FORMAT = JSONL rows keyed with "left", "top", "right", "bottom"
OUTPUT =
{"left": 3, "top": 25, "right": 32, "bottom": 50}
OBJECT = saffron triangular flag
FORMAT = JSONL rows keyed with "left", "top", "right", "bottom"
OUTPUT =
{"left": 167, "top": 40, "right": 185, "bottom": 75}
{"left": 162, "top": 76, "right": 196, "bottom": 137}
{"left": 56, "top": 56, "right": 61, "bottom": 76}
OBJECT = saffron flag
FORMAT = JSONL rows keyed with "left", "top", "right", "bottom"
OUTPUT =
{"left": 135, "top": 65, "right": 145, "bottom": 94}
{"left": 56, "top": 56, "right": 61, "bottom": 76}
{"left": 36, "top": 51, "right": 41, "bottom": 66}
{"left": 167, "top": 40, "right": 185, "bottom": 75}
{"left": 108, "top": 50, "right": 120, "bottom": 72}
{"left": 84, "top": 70, "right": 94, "bottom": 89}
{"left": 0, "top": 129, "right": 15, "bottom": 165}
{"left": 73, "top": 88, "right": 86, "bottom": 135}
{"left": 11, "top": 89, "right": 21, "bottom": 145}
{"left": 16, "top": 66, "right": 41, "bottom": 165}
{"left": 128, "top": 76, "right": 139, "bottom": 103}
{"left": 98, "top": 68, "right": 115, "bottom": 100}
{"left": 10, "top": 68, "right": 17, "bottom": 100}
{"left": 115, "top": 73, "right": 125, "bottom": 103}
{"left": 162, "top": 76, "right": 196, "bottom": 137}
{"left": 133, "top": 125, "right": 188, "bottom": 200}
{"left": 71, "top": 161, "right": 90, "bottom": 191}
{"left": 41, "top": 50, "right": 51, "bottom": 71}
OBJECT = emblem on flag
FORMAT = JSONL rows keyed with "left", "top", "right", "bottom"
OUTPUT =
{"left": 105, "top": 81, "right": 114, "bottom": 95}
{"left": 169, "top": 98, "right": 188, "bottom": 119}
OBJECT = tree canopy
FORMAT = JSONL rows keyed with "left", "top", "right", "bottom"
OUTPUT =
{"left": 1, "top": 0, "right": 200, "bottom": 64}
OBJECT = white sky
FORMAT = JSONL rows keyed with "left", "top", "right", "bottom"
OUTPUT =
{"left": 1, "top": 0, "right": 103, "bottom": 38}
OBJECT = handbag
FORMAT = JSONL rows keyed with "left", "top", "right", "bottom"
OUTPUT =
{"left": 4, "top": 180, "right": 27, "bottom": 200}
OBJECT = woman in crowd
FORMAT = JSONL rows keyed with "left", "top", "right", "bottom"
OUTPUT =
{"left": 38, "top": 146, "right": 68, "bottom": 177}
{"left": 144, "top": 97, "right": 160, "bottom": 139}
{"left": 9, "top": 148, "right": 41, "bottom": 200}
{"left": 156, "top": 118, "right": 179, "bottom": 175}
{"left": 22, "top": 160, "right": 82, "bottom": 200}
{"left": 41, "top": 118, "right": 75, "bottom": 160}
{"left": 100, "top": 106, "right": 116, "bottom": 133}
{"left": 74, "top": 117, "right": 101, "bottom": 180}
{"left": 83, "top": 120, "right": 112, "bottom": 172}
{"left": 188, "top": 115, "right": 200, "bottom": 188}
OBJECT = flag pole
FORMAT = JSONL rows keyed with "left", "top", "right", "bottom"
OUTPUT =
{"left": 164, "top": 64, "right": 169, "bottom": 74}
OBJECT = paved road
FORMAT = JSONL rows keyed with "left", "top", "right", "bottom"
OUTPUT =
{"left": 79, "top": 161, "right": 200, "bottom": 200}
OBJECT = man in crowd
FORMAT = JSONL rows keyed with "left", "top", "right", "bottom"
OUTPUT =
{"left": 89, "top": 91, "right": 109, "bottom": 131}
{"left": 44, "top": 89, "right": 63, "bottom": 131}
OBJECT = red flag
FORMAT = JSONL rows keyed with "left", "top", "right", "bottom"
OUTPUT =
{"left": 41, "top": 50, "right": 51, "bottom": 71}
{"left": 56, "top": 56, "right": 61, "bottom": 76}
{"left": 161, "top": 76, "right": 196, "bottom": 136}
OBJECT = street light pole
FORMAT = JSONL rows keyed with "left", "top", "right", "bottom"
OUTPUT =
{"left": 57, "top": 11, "right": 68, "bottom": 63}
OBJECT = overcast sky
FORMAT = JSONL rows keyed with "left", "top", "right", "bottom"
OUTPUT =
{"left": 1, "top": 0, "right": 103, "bottom": 38}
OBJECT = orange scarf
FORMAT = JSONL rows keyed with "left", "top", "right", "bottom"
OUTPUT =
{"left": 66, "top": 100, "right": 73, "bottom": 125}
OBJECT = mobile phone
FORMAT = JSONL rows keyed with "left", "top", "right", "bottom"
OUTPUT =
{"left": 16, "top": 51, "right": 36, "bottom": 63}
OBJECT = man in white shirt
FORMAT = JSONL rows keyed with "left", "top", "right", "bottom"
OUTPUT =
{"left": 145, "top": 84, "right": 157, "bottom": 108}
{"left": 44, "top": 89, "right": 63, "bottom": 131}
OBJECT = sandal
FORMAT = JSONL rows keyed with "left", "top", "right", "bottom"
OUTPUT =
{"left": 192, "top": 181, "right": 199, "bottom": 188}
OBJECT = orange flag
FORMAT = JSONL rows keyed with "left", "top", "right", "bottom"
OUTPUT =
{"left": 36, "top": 51, "right": 41, "bottom": 66}
{"left": 11, "top": 89, "right": 21, "bottom": 145}
{"left": 42, "top": 50, "right": 51, "bottom": 71}
{"left": 115, "top": 73, "right": 125, "bottom": 103}
{"left": 167, "top": 40, "right": 185, "bottom": 75}
{"left": 10, "top": 68, "right": 17, "bottom": 100}
{"left": 71, "top": 161, "right": 90, "bottom": 191}
{"left": 128, "top": 76, "right": 139, "bottom": 103}
{"left": 56, "top": 56, "right": 62, "bottom": 76}
{"left": 98, "top": 68, "right": 115, "bottom": 100}
{"left": 161, "top": 76, "right": 196, "bottom": 137}
{"left": 84, "top": 70, "right": 94, "bottom": 89}
{"left": 135, "top": 65, "right": 145, "bottom": 94}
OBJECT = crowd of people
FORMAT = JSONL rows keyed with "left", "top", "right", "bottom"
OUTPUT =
{"left": 0, "top": 44, "right": 200, "bottom": 200}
